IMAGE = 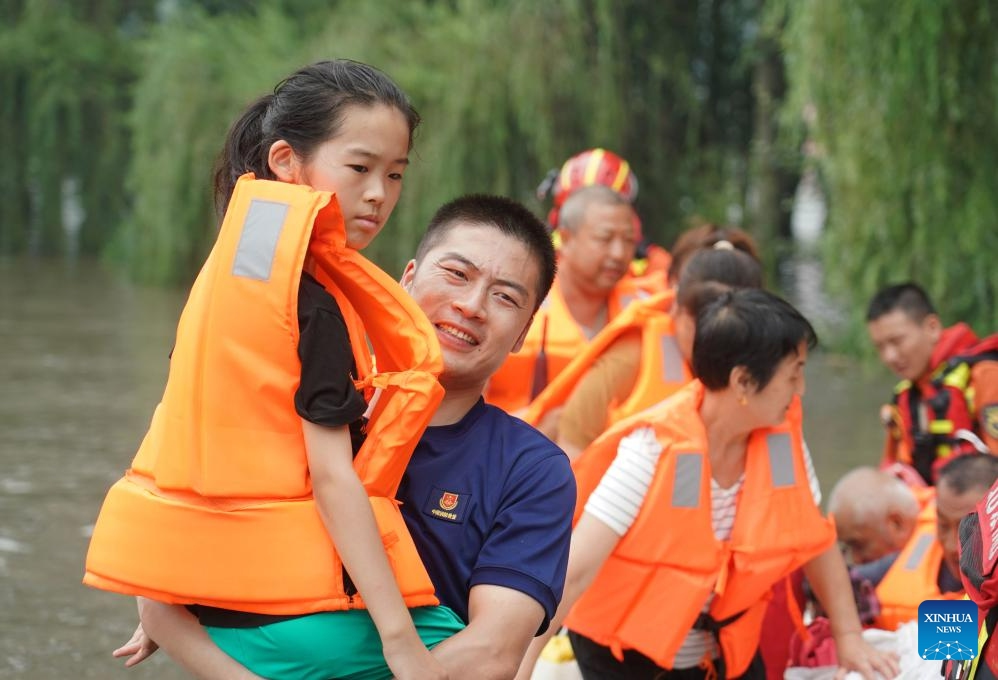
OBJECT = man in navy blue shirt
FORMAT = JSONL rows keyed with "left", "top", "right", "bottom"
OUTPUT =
{"left": 395, "top": 195, "right": 574, "bottom": 675}
{"left": 118, "top": 195, "right": 575, "bottom": 679}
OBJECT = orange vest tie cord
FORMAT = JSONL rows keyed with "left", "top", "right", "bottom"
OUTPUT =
{"left": 84, "top": 175, "right": 444, "bottom": 615}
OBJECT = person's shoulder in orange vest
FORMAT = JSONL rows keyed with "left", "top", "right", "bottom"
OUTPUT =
{"left": 529, "top": 244, "right": 764, "bottom": 459}
{"left": 485, "top": 186, "right": 641, "bottom": 414}
{"left": 519, "top": 290, "right": 894, "bottom": 679}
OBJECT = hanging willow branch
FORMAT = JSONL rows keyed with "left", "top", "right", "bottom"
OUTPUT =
{"left": 0, "top": 0, "right": 153, "bottom": 256}
{"left": 781, "top": 0, "right": 998, "bottom": 340}
{"left": 115, "top": 0, "right": 768, "bottom": 283}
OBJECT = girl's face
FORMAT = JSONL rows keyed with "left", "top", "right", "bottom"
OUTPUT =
{"left": 272, "top": 103, "right": 411, "bottom": 250}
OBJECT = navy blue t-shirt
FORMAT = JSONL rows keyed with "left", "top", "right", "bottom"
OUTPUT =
{"left": 398, "top": 398, "right": 576, "bottom": 634}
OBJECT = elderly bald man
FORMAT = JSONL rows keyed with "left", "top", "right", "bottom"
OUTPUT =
{"left": 828, "top": 467, "right": 921, "bottom": 565}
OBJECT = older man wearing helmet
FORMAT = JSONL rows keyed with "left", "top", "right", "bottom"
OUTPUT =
{"left": 484, "top": 149, "right": 667, "bottom": 415}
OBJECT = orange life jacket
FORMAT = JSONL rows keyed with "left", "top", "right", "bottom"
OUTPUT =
{"left": 485, "top": 274, "right": 664, "bottom": 413}
{"left": 566, "top": 383, "right": 836, "bottom": 676}
{"left": 630, "top": 242, "right": 672, "bottom": 279}
{"left": 873, "top": 499, "right": 964, "bottom": 630}
{"left": 524, "top": 289, "right": 690, "bottom": 431}
{"left": 913, "top": 485, "right": 937, "bottom": 510}
{"left": 84, "top": 175, "right": 444, "bottom": 615}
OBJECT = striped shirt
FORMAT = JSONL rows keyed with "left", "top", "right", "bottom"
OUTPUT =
{"left": 584, "top": 426, "right": 822, "bottom": 668}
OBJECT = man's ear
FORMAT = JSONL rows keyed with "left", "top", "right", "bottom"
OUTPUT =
{"left": 885, "top": 509, "right": 915, "bottom": 548}
{"left": 267, "top": 140, "right": 301, "bottom": 183}
{"left": 924, "top": 313, "right": 943, "bottom": 342}
{"left": 556, "top": 226, "right": 571, "bottom": 248}
{"left": 399, "top": 259, "right": 417, "bottom": 292}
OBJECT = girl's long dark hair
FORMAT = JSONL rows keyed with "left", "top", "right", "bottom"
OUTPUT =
{"left": 212, "top": 59, "right": 419, "bottom": 214}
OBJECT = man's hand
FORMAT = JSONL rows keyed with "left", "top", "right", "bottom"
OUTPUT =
{"left": 112, "top": 622, "right": 158, "bottom": 667}
{"left": 382, "top": 634, "right": 450, "bottom": 680}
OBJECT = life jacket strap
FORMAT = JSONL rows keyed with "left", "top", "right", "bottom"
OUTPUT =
{"left": 692, "top": 609, "right": 747, "bottom": 634}
{"left": 692, "top": 609, "right": 748, "bottom": 680}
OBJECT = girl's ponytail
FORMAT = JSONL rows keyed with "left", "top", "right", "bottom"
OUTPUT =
{"left": 212, "top": 94, "right": 274, "bottom": 215}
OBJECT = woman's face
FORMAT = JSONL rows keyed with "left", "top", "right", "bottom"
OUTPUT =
{"left": 745, "top": 341, "right": 808, "bottom": 426}
{"left": 274, "top": 103, "right": 411, "bottom": 250}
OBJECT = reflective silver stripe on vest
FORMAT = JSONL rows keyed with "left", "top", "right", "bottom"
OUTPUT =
{"left": 232, "top": 199, "right": 290, "bottom": 281}
{"left": 903, "top": 534, "right": 935, "bottom": 571}
{"left": 659, "top": 335, "right": 684, "bottom": 383}
{"left": 766, "top": 433, "right": 796, "bottom": 488}
{"left": 672, "top": 453, "right": 702, "bottom": 508}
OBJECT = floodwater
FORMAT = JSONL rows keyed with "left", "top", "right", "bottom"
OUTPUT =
{"left": 0, "top": 258, "right": 187, "bottom": 679}
{"left": 0, "top": 256, "right": 894, "bottom": 679}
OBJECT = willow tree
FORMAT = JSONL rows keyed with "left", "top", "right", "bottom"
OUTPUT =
{"left": 110, "top": 6, "right": 308, "bottom": 283}
{"left": 372, "top": 0, "right": 781, "bottom": 271}
{"left": 781, "top": 1, "right": 998, "bottom": 336}
{"left": 119, "top": 0, "right": 783, "bottom": 282}
{"left": 0, "top": 0, "right": 155, "bottom": 256}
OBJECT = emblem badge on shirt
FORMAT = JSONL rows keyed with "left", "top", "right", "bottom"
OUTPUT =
{"left": 424, "top": 486, "right": 468, "bottom": 523}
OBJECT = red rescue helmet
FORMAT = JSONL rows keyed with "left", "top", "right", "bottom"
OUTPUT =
{"left": 538, "top": 148, "right": 639, "bottom": 228}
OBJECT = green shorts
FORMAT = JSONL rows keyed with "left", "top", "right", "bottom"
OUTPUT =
{"left": 205, "top": 605, "right": 465, "bottom": 680}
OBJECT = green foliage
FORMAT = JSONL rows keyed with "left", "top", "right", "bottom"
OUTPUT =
{"left": 0, "top": 0, "right": 154, "bottom": 255}
{"left": 5, "top": 0, "right": 994, "bottom": 347}
{"left": 782, "top": 0, "right": 998, "bottom": 342}
{"left": 2, "top": 0, "right": 795, "bottom": 286}
{"left": 356, "top": 0, "right": 632, "bottom": 274}
{"left": 116, "top": 0, "right": 770, "bottom": 280}
{"left": 110, "top": 5, "right": 307, "bottom": 283}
